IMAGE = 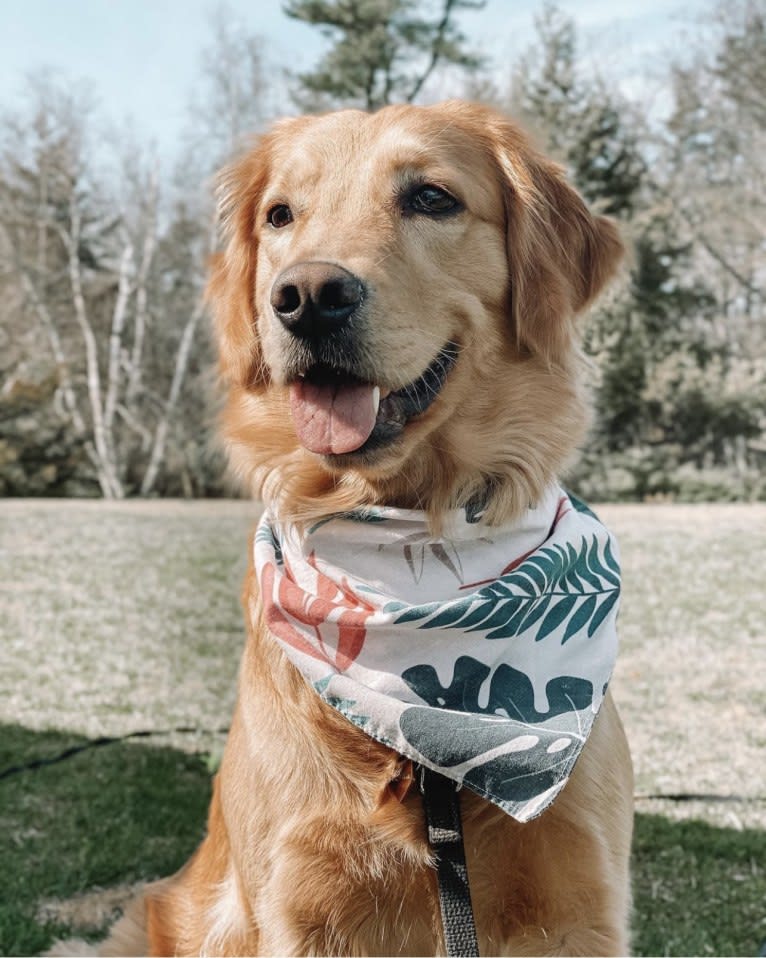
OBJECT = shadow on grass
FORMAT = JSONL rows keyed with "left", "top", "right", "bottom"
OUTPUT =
{"left": 1, "top": 723, "right": 764, "bottom": 957}
{"left": 0, "top": 724, "right": 213, "bottom": 956}
{"left": 632, "top": 812, "right": 766, "bottom": 957}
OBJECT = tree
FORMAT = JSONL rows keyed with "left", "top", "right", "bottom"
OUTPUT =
{"left": 713, "top": 0, "right": 766, "bottom": 128}
{"left": 510, "top": 3, "right": 644, "bottom": 218}
{"left": 661, "top": 2, "right": 765, "bottom": 340}
{"left": 284, "top": 0, "right": 486, "bottom": 110}
{"left": 148, "top": 3, "right": 276, "bottom": 496}
{"left": 648, "top": 1, "right": 766, "bottom": 494}
{"left": 509, "top": 4, "right": 653, "bottom": 456}
{"left": 0, "top": 76, "right": 134, "bottom": 496}
{"left": 506, "top": 3, "right": 766, "bottom": 501}
{"left": 184, "top": 4, "right": 274, "bottom": 172}
{"left": 0, "top": 6, "right": 273, "bottom": 499}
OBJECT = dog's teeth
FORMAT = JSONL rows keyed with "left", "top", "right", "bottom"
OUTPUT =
{"left": 372, "top": 386, "right": 380, "bottom": 415}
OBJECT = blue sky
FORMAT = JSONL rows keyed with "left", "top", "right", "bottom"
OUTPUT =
{"left": 0, "top": 0, "right": 706, "bottom": 156}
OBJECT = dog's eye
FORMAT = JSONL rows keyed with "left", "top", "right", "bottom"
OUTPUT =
{"left": 407, "top": 185, "right": 460, "bottom": 216}
{"left": 267, "top": 204, "right": 293, "bottom": 228}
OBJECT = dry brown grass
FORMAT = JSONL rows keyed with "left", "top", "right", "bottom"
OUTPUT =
{"left": 601, "top": 503, "right": 766, "bottom": 830}
{"left": 0, "top": 499, "right": 257, "bottom": 753}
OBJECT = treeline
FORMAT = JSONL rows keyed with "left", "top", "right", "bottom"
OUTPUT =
{"left": 513, "top": 4, "right": 766, "bottom": 502}
{"left": 0, "top": 0, "right": 764, "bottom": 500}
{"left": 0, "top": 12, "right": 270, "bottom": 497}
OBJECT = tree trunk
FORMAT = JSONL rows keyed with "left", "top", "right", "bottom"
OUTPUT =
{"left": 139, "top": 214, "right": 217, "bottom": 496}
{"left": 62, "top": 199, "right": 124, "bottom": 498}
{"left": 139, "top": 297, "right": 205, "bottom": 496}
{"left": 126, "top": 167, "right": 159, "bottom": 408}
{"left": 104, "top": 238, "right": 134, "bottom": 432}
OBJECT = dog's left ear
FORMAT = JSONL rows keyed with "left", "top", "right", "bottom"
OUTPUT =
{"left": 491, "top": 122, "right": 624, "bottom": 364}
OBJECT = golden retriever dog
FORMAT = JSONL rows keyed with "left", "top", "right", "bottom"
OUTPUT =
{"left": 83, "top": 100, "right": 634, "bottom": 957}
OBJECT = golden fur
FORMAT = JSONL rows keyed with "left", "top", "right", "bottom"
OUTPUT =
{"left": 90, "top": 100, "right": 633, "bottom": 956}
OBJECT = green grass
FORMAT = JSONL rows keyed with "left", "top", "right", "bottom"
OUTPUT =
{"left": 0, "top": 724, "right": 212, "bottom": 956}
{"left": 0, "top": 500, "right": 253, "bottom": 749}
{"left": 2, "top": 724, "right": 765, "bottom": 956}
{"left": 632, "top": 815, "right": 766, "bottom": 956}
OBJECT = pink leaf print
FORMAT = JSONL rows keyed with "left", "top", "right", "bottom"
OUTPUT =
{"left": 261, "top": 552, "right": 375, "bottom": 671}
{"left": 260, "top": 562, "right": 332, "bottom": 665}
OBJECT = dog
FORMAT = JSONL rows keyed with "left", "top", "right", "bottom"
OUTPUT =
{"left": 84, "top": 100, "right": 634, "bottom": 957}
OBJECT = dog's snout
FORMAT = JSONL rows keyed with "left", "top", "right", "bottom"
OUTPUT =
{"left": 271, "top": 262, "right": 364, "bottom": 338}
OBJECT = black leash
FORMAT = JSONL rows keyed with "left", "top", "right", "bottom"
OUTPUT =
{"left": 419, "top": 765, "right": 480, "bottom": 957}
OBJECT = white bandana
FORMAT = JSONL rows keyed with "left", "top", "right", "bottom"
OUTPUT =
{"left": 254, "top": 486, "right": 620, "bottom": 823}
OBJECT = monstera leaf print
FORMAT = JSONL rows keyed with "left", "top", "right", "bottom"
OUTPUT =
{"left": 399, "top": 706, "right": 581, "bottom": 804}
{"left": 387, "top": 533, "right": 619, "bottom": 644}
{"left": 402, "top": 655, "right": 594, "bottom": 722}
{"left": 399, "top": 655, "right": 596, "bottom": 807}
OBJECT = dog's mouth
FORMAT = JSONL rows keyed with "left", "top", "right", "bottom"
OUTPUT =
{"left": 288, "top": 341, "right": 459, "bottom": 457}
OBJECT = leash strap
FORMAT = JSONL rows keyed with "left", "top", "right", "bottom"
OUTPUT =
{"left": 420, "top": 766, "right": 480, "bottom": 957}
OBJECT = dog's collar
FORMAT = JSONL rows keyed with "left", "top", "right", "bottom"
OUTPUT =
{"left": 254, "top": 487, "right": 621, "bottom": 823}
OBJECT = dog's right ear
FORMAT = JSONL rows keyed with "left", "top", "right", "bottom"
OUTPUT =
{"left": 206, "top": 138, "right": 273, "bottom": 388}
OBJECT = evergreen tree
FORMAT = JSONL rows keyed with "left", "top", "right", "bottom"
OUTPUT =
{"left": 511, "top": 4, "right": 644, "bottom": 218}
{"left": 284, "top": 0, "right": 485, "bottom": 110}
{"left": 510, "top": 4, "right": 738, "bottom": 497}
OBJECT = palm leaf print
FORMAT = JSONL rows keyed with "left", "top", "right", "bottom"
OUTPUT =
{"left": 255, "top": 522, "right": 283, "bottom": 564}
{"left": 390, "top": 533, "right": 620, "bottom": 644}
{"left": 382, "top": 531, "right": 465, "bottom": 584}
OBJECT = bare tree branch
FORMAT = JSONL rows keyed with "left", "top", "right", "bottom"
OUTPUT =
{"left": 644, "top": 169, "right": 765, "bottom": 299}
{"left": 126, "top": 165, "right": 159, "bottom": 408}
{"left": 139, "top": 297, "right": 206, "bottom": 496}
{"left": 59, "top": 196, "right": 124, "bottom": 498}
{"left": 0, "top": 219, "right": 86, "bottom": 435}
{"left": 103, "top": 237, "right": 135, "bottom": 432}
{"left": 406, "top": 0, "right": 458, "bottom": 103}
{"left": 115, "top": 402, "right": 152, "bottom": 450}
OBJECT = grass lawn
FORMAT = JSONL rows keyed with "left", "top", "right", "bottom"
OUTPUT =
{"left": 1, "top": 499, "right": 765, "bottom": 955}
{"left": 0, "top": 725, "right": 212, "bottom": 957}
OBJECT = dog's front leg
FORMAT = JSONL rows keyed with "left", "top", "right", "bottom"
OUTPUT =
{"left": 255, "top": 816, "right": 438, "bottom": 957}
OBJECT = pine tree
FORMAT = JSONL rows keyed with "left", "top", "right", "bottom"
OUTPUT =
{"left": 511, "top": 4, "right": 644, "bottom": 218}
{"left": 510, "top": 4, "right": 733, "bottom": 496}
{"left": 283, "top": 0, "right": 485, "bottom": 110}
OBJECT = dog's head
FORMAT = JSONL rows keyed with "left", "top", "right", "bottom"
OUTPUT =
{"left": 208, "top": 101, "right": 623, "bottom": 526}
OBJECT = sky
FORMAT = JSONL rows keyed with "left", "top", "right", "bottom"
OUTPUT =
{"left": 0, "top": 0, "right": 707, "bottom": 159}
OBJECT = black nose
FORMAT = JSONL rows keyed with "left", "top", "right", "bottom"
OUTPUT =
{"left": 270, "top": 262, "right": 364, "bottom": 338}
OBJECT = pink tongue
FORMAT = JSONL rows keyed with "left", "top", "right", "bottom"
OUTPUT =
{"left": 289, "top": 380, "right": 378, "bottom": 454}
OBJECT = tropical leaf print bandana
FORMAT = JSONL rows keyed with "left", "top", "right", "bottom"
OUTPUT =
{"left": 254, "top": 486, "right": 620, "bottom": 823}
